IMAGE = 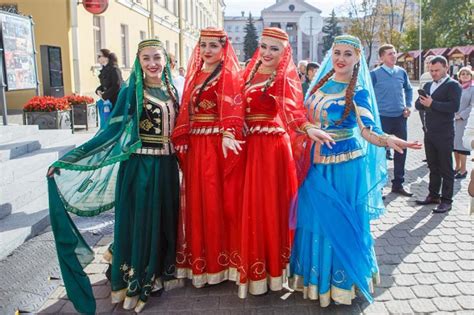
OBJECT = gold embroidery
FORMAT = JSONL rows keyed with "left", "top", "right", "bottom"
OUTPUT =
{"left": 198, "top": 99, "right": 217, "bottom": 110}
{"left": 139, "top": 119, "right": 153, "bottom": 132}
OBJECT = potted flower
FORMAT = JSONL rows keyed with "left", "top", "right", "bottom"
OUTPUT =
{"left": 66, "top": 94, "right": 97, "bottom": 130}
{"left": 23, "top": 96, "right": 72, "bottom": 130}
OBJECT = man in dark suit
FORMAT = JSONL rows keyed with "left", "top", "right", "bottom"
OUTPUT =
{"left": 415, "top": 56, "right": 462, "bottom": 213}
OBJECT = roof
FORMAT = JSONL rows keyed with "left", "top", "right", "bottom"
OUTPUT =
{"left": 424, "top": 48, "right": 450, "bottom": 57}
{"left": 408, "top": 50, "right": 423, "bottom": 59}
{"left": 447, "top": 46, "right": 474, "bottom": 56}
{"left": 262, "top": 0, "right": 322, "bottom": 14}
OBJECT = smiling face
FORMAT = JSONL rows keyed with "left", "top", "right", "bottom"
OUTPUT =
{"left": 332, "top": 44, "right": 360, "bottom": 78}
{"left": 138, "top": 47, "right": 166, "bottom": 80}
{"left": 199, "top": 37, "right": 224, "bottom": 67}
{"left": 259, "top": 37, "right": 285, "bottom": 69}
{"left": 458, "top": 70, "right": 472, "bottom": 84}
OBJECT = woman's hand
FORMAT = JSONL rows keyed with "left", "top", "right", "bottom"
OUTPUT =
{"left": 47, "top": 166, "right": 60, "bottom": 178}
{"left": 222, "top": 137, "right": 245, "bottom": 158}
{"left": 386, "top": 136, "right": 422, "bottom": 154}
{"left": 306, "top": 127, "right": 336, "bottom": 149}
{"left": 175, "top": 145, "right": 188, "bottom": 154}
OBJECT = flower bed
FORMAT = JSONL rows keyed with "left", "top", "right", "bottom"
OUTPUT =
{"left": 66, "top": 95, "right": 97, "bottom": 130}
{"left": 23, "top": 96, "right": 72, "bottom": 130}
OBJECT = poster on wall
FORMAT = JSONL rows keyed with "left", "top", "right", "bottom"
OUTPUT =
{"left": 0, "top": 12, "right": 37, "bottom": 90}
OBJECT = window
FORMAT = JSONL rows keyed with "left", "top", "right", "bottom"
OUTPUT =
{"left": 92, "top": 15, "right": 105, "bottom": 56}
{"left": 140, "top": 30, "right": 147, "bottom": 40}
{"left": 227, "top": 25, "right": 232, "bottom": 32}
{"left": 120, "top": 24, "right": 130, "bottom": 67}
{"left": 235, "top": 26, "right": 239, "bottom": 32}
{"left": 174, "top": 43, "right": 178, "bottom": 61}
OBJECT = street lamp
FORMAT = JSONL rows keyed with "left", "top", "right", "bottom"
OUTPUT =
{"left": 418, "top": 0, "right": 422, "bottom": 80}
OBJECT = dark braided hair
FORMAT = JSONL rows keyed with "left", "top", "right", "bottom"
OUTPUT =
{"left": 335, "top": 61, "right": 360, "bottom": 125}
{"left": 245, "top": 60, "right": 262, "bottom": 86}
{"left": 195, "top": 61, "right": 223, "bottom": 106}
{"left": 262, "top": 70, "right": 277, "bottom": 93}
{"left": 162, "top": 68, "right": 179, "bottom": 113}
{"left": 309, "top": 69, "right": 335, "bottom": 96}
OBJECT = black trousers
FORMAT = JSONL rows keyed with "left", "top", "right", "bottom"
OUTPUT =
{"left": 424, "top": 135, "right": 455, "bottom": 203}
{"left": 380, "top": 115, "right": 408, "bottom": 189}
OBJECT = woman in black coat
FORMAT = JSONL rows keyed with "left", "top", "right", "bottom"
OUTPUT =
{"left": 96, "top": 49, "right": 123, "bottom": 106}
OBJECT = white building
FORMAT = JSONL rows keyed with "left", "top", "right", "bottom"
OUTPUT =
{"left": 225, "top": 12, "right": 263, "bottom": 62}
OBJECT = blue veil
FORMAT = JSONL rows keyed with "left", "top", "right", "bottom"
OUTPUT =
{"left": 305, "top": 36, "right": 387, "bottom": 220}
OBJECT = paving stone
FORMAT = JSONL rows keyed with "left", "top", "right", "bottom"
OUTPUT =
{"left": 396, "top": 263, "right": 420, "bottom": 274}
{"left": 437, "top": 251, "right": 459, "bottom": 261}
{"left": 456, "top": 251, "right": 473, "bottom": 260}
{"left": 411, "top": 285, "right": 438, "bottom": 298}
{"left": 408, "top": 298, "right": 438, "bottom": 313}
{"left": 414, "top": 273, "right": 438, "bottom": 285}
{"left": 402, "top": 254, "right": 421, "bottom": 264}
{"left": 218, "top": 295, "right": 246, "bottom": 310}
{"left": 420, "top": 244, "right": 442, "bottom": 253}
{"left": 383, "top": 300, "right": 412, "bottom": 314}
{"left": 36, "top": 298, "right": 66, "bottom": 314}
{"left": 384, "top": 245, "right": 406, "bottom": 255}
{"left": 84, "top": 263, "right": 108, "bottom": 274}
{"left": 417, "top": 262, "right": 441, "bottom": 273}
{"left": 456, "top": 242, "right": 474, "bottom": 251}
{"left": 439, "top": 235, "right": 458, "bottom": 243}
{"left": 92, "top": 285, "right": 110, "bottom": 299}
{"left": 393, "top": 275, "right": 417, "bottom": 286}
{"left": 437, "top": 261, "right": 461, "bottom": 272}
{"left": 388, "top": 287, "right": 415, "bottom": 300}
{"left": 455, "top": 270, "right": 474, "bottom": 282}
{"left": 192, "top": 296, "right": 220, "bottom": 311}
{"left": 422, "top": 236, "right": 442, "bottom": 244}
{"left": 95, "top": 298, "right": 116, "bottom": 313}
{"left": 455, "top": 282, "right": 474, "bottom": 295}
{"left": 419, "top": 252, "right": 441, "bottom": 262}
{"left": 438, "top": 243, "right": 459, "bottom": 252}
{"left": 432, "top": 297, "right": 462, "bottom": 312}
{"left": 359, "top": 301, "right": 388, "bottom": 314}
{"left": 456, "top": 296, "right": 474, "bottom": 310}
{"left": 456, "top": 260, "right": 474, "bottom": 271}
{"left": 455, "top": 234, "right": 473, "bottom": 242}
{"left": 373, "top": 288, "right": 392, "bottom": 302}
{"left": 433, "top": 283, "right": 461, "bottom": 297}
{"left": 435, "top": 272, "right": 460, "bottom": 284}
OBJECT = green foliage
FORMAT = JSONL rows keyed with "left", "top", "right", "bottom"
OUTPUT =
{"left": 322, "top": 9, "right": 342, "bottom": 55}
{"left": 244, "top": 13, "right": 259, "bottom": 61}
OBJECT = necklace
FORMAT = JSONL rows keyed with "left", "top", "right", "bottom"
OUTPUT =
{"left": 257, "top": 67, "right": 275, "bottom": 74}
{"left": 144, "top": 80, "right": 162, "bottom": 88}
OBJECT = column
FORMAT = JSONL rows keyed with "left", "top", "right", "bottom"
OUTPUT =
{"left": 297, "top": 25, "right": 302, "bottom": 61}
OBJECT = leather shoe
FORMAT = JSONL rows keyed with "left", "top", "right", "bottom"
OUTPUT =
{"left": 416, "top": 196, "right": 441, "bottom": 205}
{"left": 432, "top": 203, "right": 452, "bottom": 213}
{"left": 392, "top": 187, "right": 413, "bottom": 197}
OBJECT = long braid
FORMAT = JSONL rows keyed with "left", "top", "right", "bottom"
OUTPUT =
{"left": 335, "top": 62, "right": 360, "bottom": 125}
{"left": 309, "top": 69, "right": 335, "bottom": 96}
{"left": 163, "top": 69, "right": 179, "bottom": 113}
{"left": 262, "top": 70, "right": 277, "bottom": 93}
{"left": 195, "top": 61, "right": 223, "bottom": 106}
{"left": 245, "top": 60, "right": 262, "bottom": 86}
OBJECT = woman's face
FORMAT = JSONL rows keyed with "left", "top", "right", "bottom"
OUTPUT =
{"left": 98, "top": 53, "right": 108, "bottom": 66}
{"left": 139, "top": 47, "right": 165, "bottom": 80}
{"left": 332, "top": 44, "right": 360, "bottom": 77}
{"left": 258, "top": 38, "right": 284, "bottom": 69}
{"left": 199, "top": 38, "right": 223, "bottom": 67}
{"left": 459, "top": 71, "right": 472, "bottom": 84}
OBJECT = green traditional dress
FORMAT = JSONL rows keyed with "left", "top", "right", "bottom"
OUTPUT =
{"left": 48, "top": 43, "right": 180, "bottom": 314}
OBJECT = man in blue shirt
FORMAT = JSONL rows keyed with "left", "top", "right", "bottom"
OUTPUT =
{"left": 371, "top": 44, "right": 414, "bottom": 197}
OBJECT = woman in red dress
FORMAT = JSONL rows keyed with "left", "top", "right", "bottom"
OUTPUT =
{"left": 236, "top": 27, "right": 334, "bottom": 298}
{"left": 172, "top": 28, "right": 245, "bottom": 287}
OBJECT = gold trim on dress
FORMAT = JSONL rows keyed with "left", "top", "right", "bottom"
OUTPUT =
{"left": 245, "top": 114, "right": 275, "bottom": 121}
{"left": 176, "top": 267, "right": 237, "bottom": 288}
{"left": 191, "top": 114, "right": 218, "bottom": 122}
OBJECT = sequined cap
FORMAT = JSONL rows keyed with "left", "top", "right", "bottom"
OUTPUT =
{"left": 261, "top": 27, "right": 289, "bottom": 42}
{"left": 138, "top": 39, "right": 164, "bottom": 51}
{"left": 333, "top": 35, "right": 362, "bottom": 51}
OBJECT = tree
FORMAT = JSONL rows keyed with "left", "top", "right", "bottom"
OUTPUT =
{"left": 322, "top": 9, "right": 342, "bottom": 55}
{"left": 244, "top": 13, "right": 258, "bottom": 61}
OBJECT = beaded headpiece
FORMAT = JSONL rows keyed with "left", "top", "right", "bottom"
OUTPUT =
{"left": 138, "top": 39, "right": 164, "bottom": 52}
{"left": 333, "top": 35, "right": 362, "bottom": 51}
{"left": 200, "top": 28, "right": 227, "bottom": 41}
{"left": 261, "top": 27, "right": 289, "bottom": 43}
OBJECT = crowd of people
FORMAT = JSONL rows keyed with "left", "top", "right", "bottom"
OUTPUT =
{"left": 45, "top": 26, "right": 471, "bottom": 314}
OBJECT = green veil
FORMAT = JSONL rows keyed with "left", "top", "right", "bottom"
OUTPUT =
{"left": 48, "top": 41, "right": 176, "bottom": 314}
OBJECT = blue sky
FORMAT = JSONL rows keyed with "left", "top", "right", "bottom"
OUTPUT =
{"left": 224, "top": 0, "right": 351, "bottom": 17}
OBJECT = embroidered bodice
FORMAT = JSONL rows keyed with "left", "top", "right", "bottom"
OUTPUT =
{"left": 305, "top": 79, "right": 383, "bottom": 164}
{"left": 137, "top": 87, "right": 176, "bottom": 155}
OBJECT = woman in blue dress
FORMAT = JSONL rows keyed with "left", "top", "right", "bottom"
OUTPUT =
{"left": 289, "top": 35, "right": 421, "bottom": 306}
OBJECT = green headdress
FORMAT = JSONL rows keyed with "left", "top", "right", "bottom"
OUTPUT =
{"left": 333, "top": 35, "right": 362, "bottom": 51}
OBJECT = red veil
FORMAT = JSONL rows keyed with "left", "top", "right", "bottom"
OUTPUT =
{"left": 172, "top": 28, "right": 244, "bottom": 175}
{"left": 242, "top": 27, "right": 312, "bottom": 185}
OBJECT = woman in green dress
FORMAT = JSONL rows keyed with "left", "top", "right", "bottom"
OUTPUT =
{"left": 47, "top": 39, "right": 180, "bottom": 314}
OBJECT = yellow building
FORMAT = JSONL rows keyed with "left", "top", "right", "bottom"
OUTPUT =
{"left": 3, "top": 0, "right": 225, "bottom": 110}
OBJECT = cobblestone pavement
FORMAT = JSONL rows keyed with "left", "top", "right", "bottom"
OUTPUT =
{"left": 2, "top": 113, "right": 473, "bottom": 314}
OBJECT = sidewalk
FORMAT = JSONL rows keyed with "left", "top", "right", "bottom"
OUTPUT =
{"left": 13, "top": 114, "right": 474, "bottom": 314}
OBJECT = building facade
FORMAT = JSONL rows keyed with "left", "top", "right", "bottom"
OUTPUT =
{"left": 2, "top": 0, "right": 225, "bottom": 110}
{"left": 224, "top": 12, "right": 263, "bottom": 62}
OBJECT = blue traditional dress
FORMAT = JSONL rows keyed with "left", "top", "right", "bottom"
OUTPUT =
{"left": 289, "top": 35, "right": 388, "bottom": 307}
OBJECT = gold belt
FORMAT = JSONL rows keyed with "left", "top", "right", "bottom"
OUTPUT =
{"left": 191, "top": 114, "right": 218, "bottom": 122}
{"left": 245, "top": 114, "right": 275, "bottom": 121}
{"left": 328, "top": 129, "right": 354, "bottom": 141}
{"left": 139, "top": 134, "right": 171, "bottom": 143}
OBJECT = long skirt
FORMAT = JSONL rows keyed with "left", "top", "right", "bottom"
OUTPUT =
{"left": 289, "top": 157, "right": 379, "bottom": 307}
{"left": 110, "top": 154, "right": 180, "bottom": 306}
{"left": 236, "top": 133, "right": 297, "bottom": 298}
{"left": 176, "top": 134, "right": 239, "bottom": 287}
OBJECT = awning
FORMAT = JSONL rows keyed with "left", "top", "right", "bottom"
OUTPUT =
{"left": 408, "top": 50, "right": 422, "bottom": 59}
{"left": 447, "top": 46, "right": 474, "bottom": 56}
{"left": 424, "top": 48, "right": 450, "bottom": 58}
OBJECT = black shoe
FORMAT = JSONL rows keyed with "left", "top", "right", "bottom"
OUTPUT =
{"left": 416, "top": 196, "right": 441, "bottom": 205}
{"left": 432, "top": 203, "right": 452, "bottom": 213}
{"left": 422, "top": 159, "right": 428, "bottom": 162}
{"left": 392, "top": 187, "right": 413, "bottom": 197}
{"left": 455, "top": 171, "right": 468, "bottom": 179}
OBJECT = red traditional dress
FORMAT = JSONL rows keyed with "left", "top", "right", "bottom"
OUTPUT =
{"left": 172, "top": 28, "right": 244, "bottom": 287}
{"left": 236, "top": 27, "right": 312, "bottom": 298}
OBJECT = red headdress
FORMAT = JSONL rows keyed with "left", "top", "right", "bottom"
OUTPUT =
{"left": 243, "top": 27, "right": 311, "bottom": 185}
{"left": 172, "top": 28, "right": 244, "bottom": 172}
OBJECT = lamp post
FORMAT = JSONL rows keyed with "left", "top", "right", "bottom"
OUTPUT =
{"left": 418, "top": 0, "right": 422, "bottom": 80}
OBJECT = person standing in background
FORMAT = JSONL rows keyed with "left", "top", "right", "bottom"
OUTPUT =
{"left": 371, "top": 44, "right": 414, "bottom": 197}
{"left": 453, "top": 67, "right": 473, "bottom": 179}
{"left": 415, "top": 56, "right": 462, "bottom": 213}
{"left": 168, "top": 53, "right": 185, "bottom": 102}
{"left": 298, "top": 60, "right": 308, "bottom": 83}
{"left": 96, "top": 49, "right": 123, "bottom": 106}
{"left": 302, "top": 62, "right": 320, "bottom": 96}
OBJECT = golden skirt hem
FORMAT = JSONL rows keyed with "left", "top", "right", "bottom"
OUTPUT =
{"left": 176, "top": 267, "right": 238, "bottom": 288}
